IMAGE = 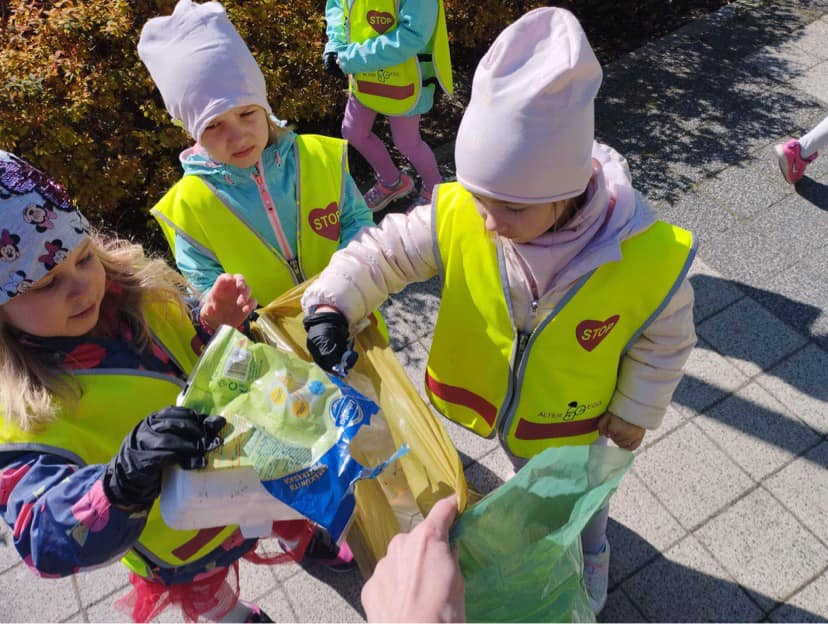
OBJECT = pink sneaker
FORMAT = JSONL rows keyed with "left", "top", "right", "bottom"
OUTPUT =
{"left": 773, "top": 139, "right": 818, "bottom": 184}
{"left": 364, "top": 173, "right": 415, "bottom": 212}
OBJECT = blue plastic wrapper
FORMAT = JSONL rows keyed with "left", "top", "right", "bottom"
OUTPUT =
{"left": 178, "top": 325, "right": 406, "bottom": 542}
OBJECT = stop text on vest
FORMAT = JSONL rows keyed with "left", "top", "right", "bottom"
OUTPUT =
{"left": 313, "top": 210, "right": 340, "bottom": 231}
{"left": 580, "top": 318, "right": 618, "bottom": 341}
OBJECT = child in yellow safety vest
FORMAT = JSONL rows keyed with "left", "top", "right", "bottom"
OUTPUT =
{"left": 0, "top": 152, "right": 346, "bottom": 623}
{"left": 138, "top": 0, "right": 375, "bottom": 307}
{"left": 323, "top": 0, "right": 453, "bottom": 212}
{"left": 301, "top": 8, "right": 698, "bottom": 615}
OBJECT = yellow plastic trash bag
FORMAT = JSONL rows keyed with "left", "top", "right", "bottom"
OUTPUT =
{"left": 251, "top": 278, "right": 468, "bottom": 575}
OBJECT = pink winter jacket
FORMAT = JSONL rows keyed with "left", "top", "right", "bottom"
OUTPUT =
{"left": 302, "top": 143, "right": 697, "bottom": 431}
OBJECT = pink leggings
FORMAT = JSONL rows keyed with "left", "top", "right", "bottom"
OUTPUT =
{"left": 341, "top": 95, "right": 441, "bottom": 194}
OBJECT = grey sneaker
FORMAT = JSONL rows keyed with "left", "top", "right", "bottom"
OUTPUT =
{"left": 583, "top": 539, "right": 610, "bottom": 614}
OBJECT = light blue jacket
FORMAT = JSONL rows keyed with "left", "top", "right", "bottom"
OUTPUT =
{"left": 175, "top": 131, "right": 373, "bottom": 294}
{"left": 324, "top": 0, "right": 439, "bottom": 116}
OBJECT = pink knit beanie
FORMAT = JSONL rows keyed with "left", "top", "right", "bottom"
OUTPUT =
{"left": 454, "top": 7, "right": 603, "bottom": 203}
{"left": 138, "top": 0, "right": 272, "bottom": 144}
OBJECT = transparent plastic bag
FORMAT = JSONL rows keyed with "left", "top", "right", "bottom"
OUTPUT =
{"left": 450, "top": 445, "right": 633, "bottom": 623}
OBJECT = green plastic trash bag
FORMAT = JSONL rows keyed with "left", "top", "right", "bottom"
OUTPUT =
{"left": 450, "top": 444, "right": 633, "bottom": 623}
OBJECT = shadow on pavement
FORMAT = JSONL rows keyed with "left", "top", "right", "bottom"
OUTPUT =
{"left": 603, "top": 520, "right": 824, "bottom": 622}
{"left": 795, "top": 176, "right": 828, "bottom": 211}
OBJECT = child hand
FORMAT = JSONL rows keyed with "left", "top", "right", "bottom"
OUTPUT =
{"left": 200, "top": 273, "right": 257, "bottom": 332}
{"left": 597, "top": 411, "right": 646, "bottom": 451}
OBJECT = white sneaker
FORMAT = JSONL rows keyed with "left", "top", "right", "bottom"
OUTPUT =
{"left": 583, "top": 539, "right": 610, "bottom": 614}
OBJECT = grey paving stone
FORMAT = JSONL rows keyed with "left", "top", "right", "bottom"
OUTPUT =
{"left": 792, "top": 59, "right": 828, "bottom": 103}
{"left": 743, "top": 37, "right": 823, "bottom": 82}
{"left": 600, "top": 588, "right": 646, "bottom": 623}
{"left": 790, "top": 18, "right": 828, "bottom": 61}
{"left": 653, "top": 188, "right": 741, "bottom": 243}
{"left": 620, "top": 534, "right": 764, "bottom": 622}
{"left": 61, "top": 611, "right": 85, "bottom": 623}
{"left": 696, "top": 487, "right": 828, "bottom": 611}
{"left": 632, "top": 421, "right": 754, "bottom": 529}
{"left": 440, "top": 414, "right": 500, "bottom": 468}
{"left": 0, "top": 522, "right": 21, "bottom": 574}
{"left": 764, "top": 442, "right": 828, "bottom": 545}
{"left": 85, "top": 585, "right": 133, "bottom": 623}
{"left": 606, "top": 471, "right": 686, "bottom": 586}
{"left": 282, "top": 564, "right": 365, "bottom": 623}
{"left": 696, "top": 382, "right": 821, "bottom": 480}
{"left": 381, "top": 276, "right": 440, "bottom": 349}
{"left": 75, "top": 560, "right": 129, "bottom": 608}
{"left": 769, "top": 568, "right": 828, "bottom": 622}
{"left": 687, "top": 258, "right": 745, "bottom": 323}
{"left": 672, "top": 339, "right": 751, "bottom": 416}
{"left": 750, "top": 256, "right": 828, "bottom": 348}
{"left": 0, "top": 564, "right": 80, "bottom": 622}
{"left": 256, "top": 537, "right": 304, "bottom": 582}
{"left": 697, "top": 150, "right": 794, "bottom": 221}
{"left": 462, "top": 447, "right": 512, "bottom": 497}
{"left": 756, "top": 343, "right": 828, "bottom": 436}
{"left": 238, "top": 554, "right": 281, "bottom": 606}
{"left": 750, "top": 191, "right": 828, "bottom": 264}
{"left": 642, "top": 404, "right": 691, "bottom": 448}
{"left": 697, "top": 297, "right": 809, "bottom": 378}
{"left": 252, "top": 584, "right": 301, "bottom": 622}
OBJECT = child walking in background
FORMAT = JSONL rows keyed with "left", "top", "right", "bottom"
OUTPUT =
{"left": 0, "top": 152, "right": 345, "bottom": 623}
{"left": 774, "top": 114, "right": 827, "bottom": 183}
{"left": 302, "top": 8, "right": 697, "bottom": 614}
{"left": 138, "top": 0, "right": 374, "bottom": 305}
{"left": 323, "top": 0, "right": 453, "bottom": 212}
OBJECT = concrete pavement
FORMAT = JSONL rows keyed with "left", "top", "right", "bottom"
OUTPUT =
{"left": 2, "top": 0, "right": 827, "bottom": 620}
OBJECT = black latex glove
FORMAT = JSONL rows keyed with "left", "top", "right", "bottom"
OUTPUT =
{"left": 103, "top": 407, "right": 226, "bottom": 509}
{"left": 304, "top": 311, "right": 353, "bottom": 373}
{"left": 323, "top": 52, "right": 345, "bottom": 79}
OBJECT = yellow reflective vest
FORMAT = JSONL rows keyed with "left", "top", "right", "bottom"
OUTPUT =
{"left": 345, "top": 0, "right": 453, "bottom": 115}
{"left": 151, "top": 135, "right": 345, "bottom": 305}
{"left": 425, "top": 183, "right": 696, "bottom": 458}
{"left": 0, "top": 302, "right": 240, "bottom": 577}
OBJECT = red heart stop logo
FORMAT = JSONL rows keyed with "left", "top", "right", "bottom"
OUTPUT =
{"left": 575, "top": 315, "right": 620, "bottom": 352}
{"left": 367, "top": 10, "right": 395, "bottom": 34}
{"left": 308, "top": 202, "right": 341, "bottom": 241}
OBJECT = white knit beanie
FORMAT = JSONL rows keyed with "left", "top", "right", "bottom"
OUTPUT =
{"left": 454, "top": 7, "right": 603, "bottom": 203}
{"left": 137, "top": 0, "right": 273, "bottom": 143}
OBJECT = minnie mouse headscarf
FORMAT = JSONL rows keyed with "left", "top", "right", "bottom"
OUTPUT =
{"left": 0, "top": 151, "right": 89, "bottom": 305}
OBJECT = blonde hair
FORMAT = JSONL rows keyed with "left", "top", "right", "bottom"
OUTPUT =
{"left": 267, "top": 116, "right": 291, "bottom": 144}
{"left": 0, "top": 231, "right": 192, "bottom": 431}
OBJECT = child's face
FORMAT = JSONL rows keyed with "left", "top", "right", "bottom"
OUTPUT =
{"left": 199, "top": 105, "right": 270, "bottom": 169}
{"left": 472, "top": 194, "right": 572, "bottom": 243}
{"left": 0, "top": 237, "right": 106, "bottom": 338}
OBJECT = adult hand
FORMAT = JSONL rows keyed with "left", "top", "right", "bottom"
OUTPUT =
{"left": 199, "top": 273, "right": 257, "bottom": 332}
{"left": 361, "top": 494, "right": 465, "bottom": 623}
{"left": 303, "top": 309, "right": 353, "bottom": 373}
{"left": 597, "top": 410, "right": 646, "bottom": 451}
{"left": 323, "top": 52, "right": 346, "bottom": 79}
{"left": 104, "top": 407, "right": 226, "bottom": 509}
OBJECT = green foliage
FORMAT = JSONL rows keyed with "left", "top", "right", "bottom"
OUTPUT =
{"left": 0, "top": 0, "right": 543, "bottom": 246}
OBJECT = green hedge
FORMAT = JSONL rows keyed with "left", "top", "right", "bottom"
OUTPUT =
{"left": 0, "top": 0, "right": 545, "bottom": 247}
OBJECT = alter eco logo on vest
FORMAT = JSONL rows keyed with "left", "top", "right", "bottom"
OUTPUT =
{"left": 575, "top": 314, "right": 620, "bottom": 351}
{"left": 308, "top": 202, "right": 341, "bottom": 241}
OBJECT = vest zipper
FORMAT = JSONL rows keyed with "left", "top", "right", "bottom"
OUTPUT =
{"left": 497, "top": 255, "right": 541, "bottom": 444}
{"left": 250, "top": 163, "right": 305, "bottom": 283}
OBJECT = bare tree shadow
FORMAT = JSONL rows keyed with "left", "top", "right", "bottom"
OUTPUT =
{"left": 596, "top": 2, "right": 825, "bottom": 205}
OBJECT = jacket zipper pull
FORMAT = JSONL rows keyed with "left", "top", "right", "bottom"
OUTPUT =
{"left": 287, "top": 257, "right": 304, "bottom": 282}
